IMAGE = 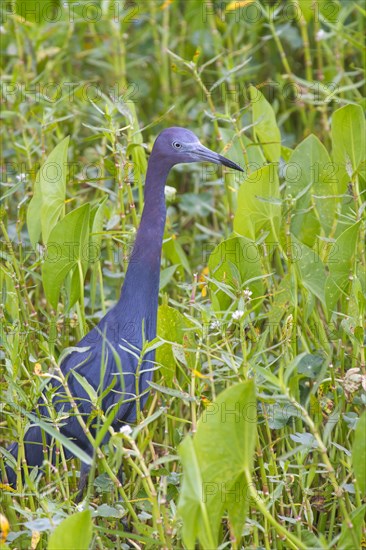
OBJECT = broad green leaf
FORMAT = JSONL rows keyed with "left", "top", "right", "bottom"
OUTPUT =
{"left": 178, "top": 381, "right": 257, "bottom": 548}
{"left": 219, "top": 128, "right": 266, "bottom": 183}
{"left": 319, "top": 0, "right": 341, "bottom": 22}
{"left": 281, "top": 145, "right": 293, "bottom": 162}
{"left": 331, "top": 105, "right": 365, "bottom": 192}
{"left": 298, "top": 0, "right": 314, "bottom": 21}
{"left": 352, "top": 412, "right": 366, "bottom": 495}
{"left": 177, "top": 437, "right": 213, "bottom": 550}
{"left": 40, "top": 136, "right": 69, "bottom": 244}
{"left": 48, "top": 510, "right": 93, "bottom": 550}
{"left": 27, "top": 136, "right": 70, "bottom": 247}
{"left": 286, "top": 134, "right": 336, "bottom": 246}
{"left": 249, "top": 85, "right": 281, "bottom": 162}
{"left": 233, "top": 164, "right": 281, "bottom": 242}
{"left": 242, "top": 133, "right": 267, "bottom": 167}
{"left": 196, "top": 381, "right": 256, "bottom": 545}
{"left": 42, "top": 204, "right": 90, "bottom": 309}
{"left": 338, "top": 504, "right": 366, "bottom": 550}
{"left": 291, "top": 234, "right": 326, "bottom": 304}
{"left": 157, "top": 305, "right": 195, "bottom": 386}
{"left": 325, "top": 221, "right": 361, "bottom": 311}
{"left": 208, "top": 236, "right": 264, "bottom": 312}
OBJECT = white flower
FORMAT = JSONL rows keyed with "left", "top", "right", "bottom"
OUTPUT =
{"left": 232, "top": 310, "right": 244, "bottom": 321}
{"left": 119, "top": 424, "right": 132, "bottom": 436}
{"left": 16, "top": 173, "right": 27, "bottom": 182}
{"left": 316, "top": 29, "right": 326, "bottom": 42}
{"left": 164, "top": 185, "right": 176, "bottom": 200}
{"left": 210, "top": 320, "right": 220, "bottom": 330}
{"left": 243, "top": 288, "right": 253, "bottom": 301}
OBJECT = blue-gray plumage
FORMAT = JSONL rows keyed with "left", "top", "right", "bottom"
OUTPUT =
{"left": 4, "top": 127, "right": 243, "bottom": 488}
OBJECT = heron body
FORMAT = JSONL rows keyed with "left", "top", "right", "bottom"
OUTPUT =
{"left": 4, "top": 127, "right": 243, "bottom": 487}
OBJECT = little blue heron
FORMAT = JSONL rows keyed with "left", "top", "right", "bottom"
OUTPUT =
{"left": 4, "top": 127, "right": 243, "bottom": 490}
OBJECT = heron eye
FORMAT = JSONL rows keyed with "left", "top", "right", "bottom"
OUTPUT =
{"left": 172, "top": 141, "right": 182, "bottom": 149}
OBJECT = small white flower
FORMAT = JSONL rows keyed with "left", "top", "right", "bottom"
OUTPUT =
{"left": 243, "top": 288, "right": 253, "bottom": 301}
{"left": 119, "top": 424, "right": 132, "bottom": 436}
{"left": 210, "top": 320, "right": 220, "bottom": 330}
{"left": 164, "top": 185, "right": 176, "bottom": 200}
{"left": 16, "top": 173, "right": 27, "bottom": 182}
{"left": 232, "top": 310, "right": 244, "bottom": 321}
{"left": 316, "top": 29, "right": 326, "bottom": 42}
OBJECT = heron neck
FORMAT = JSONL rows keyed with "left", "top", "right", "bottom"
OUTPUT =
{"left": 117, "top": 155, "right": 170, "bottom": 342}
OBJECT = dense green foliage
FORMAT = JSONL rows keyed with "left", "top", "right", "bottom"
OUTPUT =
{"left": 1, "top": 1, "right": 365, "bottom": 549}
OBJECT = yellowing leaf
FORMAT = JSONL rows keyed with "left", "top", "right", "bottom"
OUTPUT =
{"left": 161, "top": 0, "right": 173, "bottom": 9}
{"left": 0, "top": 514, "right": 9, "bottom": 543}
{"left": 198, "top": 267, "right": 209, "bottom": 297}
{"left": 192, "top": 369, "right": 209, "bottom": 379}
{"left": 31, "top": 531, "right": 40, "bottom": 550}
{"left": 34, "top": 363, "right": 42, "bottom": 375}
{"left": 226, "top": 0, "right": 254, "bottom": 11}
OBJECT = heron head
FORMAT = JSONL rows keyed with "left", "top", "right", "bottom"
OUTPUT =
{"left": 152, "top": 127, "right": 244, "bottom": 172}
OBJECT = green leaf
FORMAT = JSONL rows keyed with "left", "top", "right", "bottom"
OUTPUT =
{"left": 325, "top": 221, "right": 361, "bottom": 311}
{"left": 89, "top": 196, "right": 107, "bottom": 308}
{"left": 42, "top": 204, "right": 90, "bottom": 309}
{"left": 26, "top": 175, "right": 43, "bottom": 249}
{"left": 159, "top": 265, "right": 178, "bottom": 290}
{"left": 234, "top": 164, "right": 281, "bottom": 243}
{"left": 338, "top": 504, "right": 366, "bottom": 550}
{"left": 16, "top": 0, "right": 60, "bottom": 23}
{"left": 208, "top": 236, "right": 264, "bottom": 312}
{"left": 0, "top": 267, "right": 19, "bottom": 321}
{"left": 163, "top": 235, "right": 191, "bottom": 275}
{"left": 300, "top": 529, "right": 324, "bottom": 549}
{"left": 255, "top": 365, "right": 281, "bottom": 389}
{"left": 298, "top": 0, "right": 315, "bottom": 22}
{"left": 352, "top": 412, "right": 366, "bottom": 495}
{"left": 27, "top": 136, "right": 69, "bottom": 247}
{"left": 219, "top": 128, "right": 266, "bottom": 185}
{"left": 48, "top": 510, "right": 93, "bottom": 550}
{"left": 267, "top": 274, "right": 295, "bottom": 330}
{"left": 178, "top": 381, "right": 257, "bottom": 548}
{"left": 331, "top": 105, "right": 365, "bottom": 192}
{"left": 177, "top": 436, "right": 212, "bottom": 550}
{"left": 249, "top": 85, "right": 281, "bottom": 162}
{"left": 286, "top": 134, "right": 335, "bottom": 246}
{"left": 90, "top": 196, "right": 107, "bottom": 254}
{"left": 157, "top": 305, "right": 195, "bottom": 386}
{"left": 291, "top": 234, "right": 327, "bottom": 304}
{"left": 71, "top": 370, "right": 98, "bottom": 406}
{"left": 148, "top": 380, "right": 196, "bottom": 402}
